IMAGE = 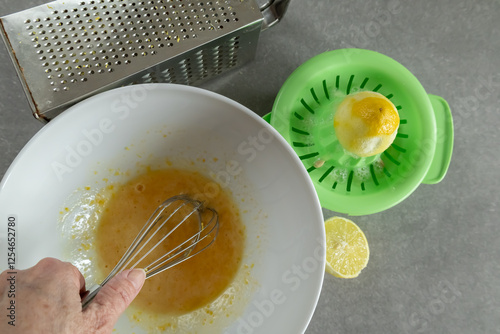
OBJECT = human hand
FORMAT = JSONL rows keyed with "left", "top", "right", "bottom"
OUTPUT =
{"left": 0, "top": 257, "right": 145, "bottom": 334}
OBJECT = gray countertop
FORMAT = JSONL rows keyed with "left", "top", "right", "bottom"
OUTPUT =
{"left": 1, "top": 0, "right": 499, "bottom": 333}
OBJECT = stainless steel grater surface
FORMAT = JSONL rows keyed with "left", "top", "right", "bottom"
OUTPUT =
{"left": 1, "top": 0, "right": 288, "bottom": 122}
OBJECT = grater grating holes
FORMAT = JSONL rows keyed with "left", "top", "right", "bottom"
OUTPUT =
{"left": 25, "top": 0, "right": 240, "bottom": 92}
{"left": 138, "top": 34, "right": 240, "bottom": 85}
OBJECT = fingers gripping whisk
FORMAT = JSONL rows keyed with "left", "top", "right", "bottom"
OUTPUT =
{"left": 82, "top": 195, "right": 219, "bottom": 308}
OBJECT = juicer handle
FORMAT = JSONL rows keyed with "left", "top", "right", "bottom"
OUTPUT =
{"left": 422, "top": 94, "right": 454, "bottom": 185}
{"left": 262, "top": 112, "right": 272, "bottom": 123}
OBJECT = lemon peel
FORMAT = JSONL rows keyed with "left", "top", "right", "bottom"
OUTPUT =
{"left": 334, "top": 91, "right": 399, "bottom": 157}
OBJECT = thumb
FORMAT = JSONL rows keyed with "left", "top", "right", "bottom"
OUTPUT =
{"left": 84, "top": 269, "right": 146, "bottom": 332}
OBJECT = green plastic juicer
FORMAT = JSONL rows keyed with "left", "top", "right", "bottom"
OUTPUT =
{"left": 266, "top": 49, "right": 453, "bottom": 216}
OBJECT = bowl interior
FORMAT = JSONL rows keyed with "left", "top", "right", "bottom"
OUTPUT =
{"left": 0, "top": 84, "right": 325, "bottom": 334}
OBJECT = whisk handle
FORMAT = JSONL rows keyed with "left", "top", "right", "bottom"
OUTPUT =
{"left": 81, "top": 284, "right": 102, "bottom": 309}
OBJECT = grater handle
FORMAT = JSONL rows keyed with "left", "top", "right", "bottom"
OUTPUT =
{"left": 260, "top": 0, "right": 291, "bottom": 30}
{"left": 422, "top": 94, "right": 454, "bottom": 185}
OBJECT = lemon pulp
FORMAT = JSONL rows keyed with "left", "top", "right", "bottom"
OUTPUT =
{"left": 324, "top": 216, "right": 369, "bottom": 278}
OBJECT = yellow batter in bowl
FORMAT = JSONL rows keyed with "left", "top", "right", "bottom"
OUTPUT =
{"left": 95, "top": 168, "right": 245, "bottom": 315}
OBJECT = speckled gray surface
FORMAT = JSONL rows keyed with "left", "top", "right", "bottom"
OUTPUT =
{"left": 1, "top": 0, "right": 499, "bottom": 333}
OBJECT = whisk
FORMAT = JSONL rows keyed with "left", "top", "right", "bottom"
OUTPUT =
{"left": 81, "top": 195, "right": 219, "bottom": 309}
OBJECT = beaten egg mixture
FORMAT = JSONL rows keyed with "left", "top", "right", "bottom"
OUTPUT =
{"left": 95, "top": 168, "right": 246, "bottom": 315}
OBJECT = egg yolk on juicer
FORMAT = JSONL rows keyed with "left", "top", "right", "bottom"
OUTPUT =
{"left": 333, "top": 91, "right": 400, "bottom": 157}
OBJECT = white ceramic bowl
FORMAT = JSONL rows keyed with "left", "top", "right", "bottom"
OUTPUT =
{"left": 0, "top": 84, "right": 325, "bottom": 334}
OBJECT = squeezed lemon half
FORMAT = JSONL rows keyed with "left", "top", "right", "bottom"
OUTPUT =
{"left": 324, "top": 216, "right": 369, "bottom": 278}
{"left": 334, "top": 91, "right": 399, "bottom": 157}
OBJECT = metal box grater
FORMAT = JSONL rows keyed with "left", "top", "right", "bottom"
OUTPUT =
{"left": 1, "top": 0, "right": 289, "bottom": 122}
